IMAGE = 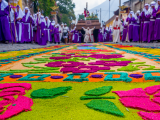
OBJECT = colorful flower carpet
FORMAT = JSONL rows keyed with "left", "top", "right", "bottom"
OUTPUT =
{"left": 1, "top": 43, "right": 160, "bottom": 120}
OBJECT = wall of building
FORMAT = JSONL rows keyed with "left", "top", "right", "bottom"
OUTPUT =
{"left": 123, "top": 0, "right": 154, "bottom": 13}
{"left": 106, "top": 20, "right": 114, "bottom": 27}
{"left": 134, "top": 0, "right": 153, "bottom": 12}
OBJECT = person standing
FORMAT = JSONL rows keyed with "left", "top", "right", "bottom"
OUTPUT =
{"left": 82, "top": 27, "right": 95, "bottom": 43}
{"left": 148, "top": 1, "right": 157, "bottom": 43}
{"left": 54, "top": 24, "right": 61, "bottom": 44}
{"left": 141, "top": 4, "right": 150, "bottom": 42}
{"left": 9, "top": 7, "right": 18, "bottom": 43}
{"left": 51, "top": 19, "right": 55, "bottom": 43}
{"left": 112, "top": 16, "right": 122, "bottom": 43}
{"left": 16, "top": 5, "right": 25, "bottom": 43}
{"left": 45, "top": 17, "right": 52, "bottom": 43}
{"left": 23, "top": 7, "right": 33, "bottom": 43}
{"left": 69, "top": 25, "right": 75, "bottom": 43}
{"left": 126, "top": 11, "right": 135, "bottom": 42}
{"left": 102, "top": 24, "right": 107, "bottom": 42}
{"left": 0, "top": 0, "right": 12, "bottom": 43}
{"left": 73, "top": 29, "right": 80, "bottom": 43}
{"left": 98, "top": 28, "right": 103, "bottom": 42}
{"left": 60, "top": 23, "right": 64, "bottom": 42}
{"left": 108, "top": 26, "right": 112, "bottom": 42}
{"left": 122, "top": 20, "right": 128, "bottom": 42}
{"left": 34, "top": 12, "right": 41, "bottom": 44}
{"left": 78, "top": 31, "right": 82, "bottom": 43}
{"left": 133, "top": 10, "right": 141, "bottom": 42}
{"left": 38, "top": 15, "right": 47, "bottom": 45}
{"left": 63, "top": 23, "right": 69, "bottom": 44}
{"left": 154, "top": 0, "right": 160, "bottom": 41}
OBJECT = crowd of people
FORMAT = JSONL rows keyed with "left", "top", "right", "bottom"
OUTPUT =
{"left": 98, "top": 24, "right": 112, "bottom": 42}
{"left": 112, "top": 0, "right": 160, "bottom": 43}
{"left": 0, "top": 0, "right": 79, "bottom": 45}
{"left": 0, "top": 0, "right": 112, "bottom": 45}
{"left": 0, "top": 0, "right": 104, "bottom": 45}
{"left": 3, "top": 0, "right": 160, "bottom": 45}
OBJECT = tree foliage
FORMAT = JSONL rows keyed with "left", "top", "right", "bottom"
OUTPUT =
{"left": 55, "top": 0, "right": 76, "bottom": 25}
{"left": 31, "top": 0, "right": 55, "bottom": 17}
{"left": 31, "top": 0, "right": 76, "bottom": 25}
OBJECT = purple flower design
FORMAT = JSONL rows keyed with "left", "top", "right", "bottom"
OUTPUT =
{"left": 10, "top": 75, "right": 23, "bottom": 78}
{"left": 88, "top": 54, "right": 123, "bottom": 59}
{"left": 129, "top": 74, "right": 143, "bottom": 78}
{"left": 90, "top": 74, "right": 104, "bottom": 78}
{"left": 62, "top": 61, "right": 86, "bottom": 67}
{"left": 88, "top": 60, "right": 131, "bottom": 66}
{"left": 50, "top": 76, "right": 63, "bottom": 79}
{"left": 60, "top": 67, "right": 79, "bottom": 73}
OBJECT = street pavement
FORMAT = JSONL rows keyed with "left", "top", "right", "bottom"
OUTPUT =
{"left": 0, "top": 43, "right": 65, "bottom": 51}
{"left": 0, "top": 42, "right": 160, "bottom": 51}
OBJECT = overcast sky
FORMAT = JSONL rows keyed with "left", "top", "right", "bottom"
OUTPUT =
{"left": 72, "top": 0, "right": 128, "bottom": 21}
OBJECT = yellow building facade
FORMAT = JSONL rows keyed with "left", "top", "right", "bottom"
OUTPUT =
{"left": 10, "top": 0, "right": 23, "bottom": 9}
{"left": 105, "top": 15, "right": 116, "bottom": 28}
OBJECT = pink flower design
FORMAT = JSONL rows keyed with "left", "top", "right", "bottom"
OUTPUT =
{"left": 113, "top": 85, "right": 160, "bottom": 120}
{"left": 0, "top": 83, "right": 33, "bottom": 119}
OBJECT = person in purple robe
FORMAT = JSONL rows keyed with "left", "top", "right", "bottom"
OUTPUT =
{"left": 122, "top": 20, "right": 128, "bottom": 42}
{"left": 102, "top": 24, "right": 107, "bottom": 42}
{"left": 0, "top": 0, "right": 12, "bottom": 43}
{"left": 51, "top": 20, "right": 55, "bottom": 43}
{"left": 30, "top": 14, "right": 34, "bottom": 43}
{"left": 71, "top": 26, "right": 76, "bottom": 43}
{"left": 98, "top": 28, "right": 103, "bottom": 42}
{"left": 16, "top": 5, "right": 25, "bottom": 43}
{"left": 141, "top": 4, "right": 150, "bottom": 42}
{"left": 108, "top": 26, "right": 112, "bottom": 42}
{"left": 45, "top": 17, "right": 52, "bottom": 43}
{"left": 34, "top": 12, "right": 41, "bottom": 44}
{"left": 54, "top": 24, "right": 61, "bottom": 44}
{"left": 148, "top": 1, "right": 157, "bottom": 43}
{"left": 69, "top": 27, "right": 74, "bottom": 43}
{"left": 38, "top": 15, "right": 47, "bottom": 45}
{"left": 32, "top": 13, "right": 37, "bottom": 42}
{"left": 23, "top": 7, "right": 33, "bottom": 43}
{"left": 132, "top": 10, "right": 140, "bottom": 42}
{"left": 126, "top": 11, "right": 135, "bottom": 42}
{"left": 73, "top": 29, "right": 79, "bottom": 43}
{"left": 154, "top": 0, "right": 160, "bottom": 41}
{"left": 78, "top": 31, "right": 82, "bottom": 43}
{"left": 9, "top": 7, "right": 18, "bottom": 43}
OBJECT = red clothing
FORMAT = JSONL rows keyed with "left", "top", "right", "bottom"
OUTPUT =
{"left": 84, "top": 10, "right": 87, "bottom": 17}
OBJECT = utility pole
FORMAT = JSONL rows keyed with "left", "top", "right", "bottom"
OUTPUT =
{"left": 119, "top": 0, "right": 121, "bottom": 17}
{"left": 100, "top": 8, "right": 101, "bottom": 26}
{"left": 109, "top": 0, "right": 110, "bottom": 27}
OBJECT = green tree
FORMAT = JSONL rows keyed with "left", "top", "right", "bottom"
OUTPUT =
{"left": 55, "top": 0, "right": 76, "bottom": 25}
{"left": 55, "top": 0, "right": 75, "bottom": 14}
{"left": 31, "top": 0, "right": 55, "bottom": 17}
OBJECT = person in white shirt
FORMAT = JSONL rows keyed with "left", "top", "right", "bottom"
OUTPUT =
{"left": 82, "top": 27, "right": 95, "bottom": 43}
{"left": 63, "top": 23, "right": 69, "bottom": 44}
